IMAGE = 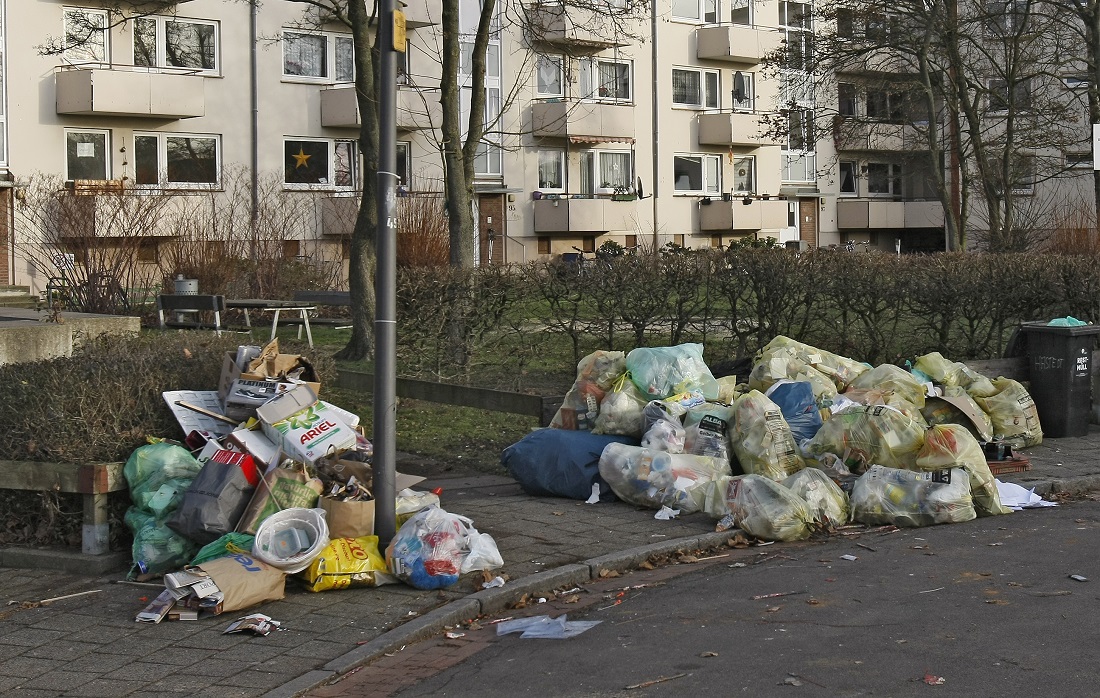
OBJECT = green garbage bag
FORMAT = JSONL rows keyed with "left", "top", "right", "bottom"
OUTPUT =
{"left": 125, "top": 508, "right": 197, "bottom": 576}
{"left": 124, "top": 443, "right": 203, "bottom": 516}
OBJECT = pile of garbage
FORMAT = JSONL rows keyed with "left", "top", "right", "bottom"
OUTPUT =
{"left": 503, "top": 337, "right": 1043, "bottom": 542}
{"left": 128, "top": 339, "right": 502, "bottom": 625}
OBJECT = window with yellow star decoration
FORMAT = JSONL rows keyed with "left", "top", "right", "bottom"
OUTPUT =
{"left": 284, "top": 140, "right": 329, "bottom": 184}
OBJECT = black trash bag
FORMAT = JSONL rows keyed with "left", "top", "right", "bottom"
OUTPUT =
{"left": 167, "top": 461, "right": 256, "bottom": 545}
{"left": 501, "top": 428, "right": 638, "bottom": 501}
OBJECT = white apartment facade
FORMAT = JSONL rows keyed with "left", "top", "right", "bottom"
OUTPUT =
{"left": 4, "top": 0, "right": 1091, "bottom": 294}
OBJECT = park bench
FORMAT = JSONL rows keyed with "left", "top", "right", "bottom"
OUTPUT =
{"left": 156, "top": 294, "right": 226, "bottom": 333}
{"left": 290, "top": 290, "right": 353, "bottom": 329}
{"left": 0, "top": 460, "right": 126, "bottom": 555}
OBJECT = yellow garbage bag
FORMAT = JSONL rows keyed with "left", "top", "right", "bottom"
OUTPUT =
{"left": 916, "top": 424, "right": 1011, "bottom": 517}
{"left": 974, "top": 378, "right": 1043, "bottom": 449}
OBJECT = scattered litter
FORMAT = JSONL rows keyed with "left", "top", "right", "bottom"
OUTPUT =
{"left": 922, "top": 674, "right": 946, "bottom": 685}
{"left": 695, "top": 553, "right": 730, "bottom": 562}
{"left": 1069, "top": 574, "right": 1088, "bottom": 582}
{"left": 783, "top": 676, "right": 803, "bottom": 686}
{"left": 700, "top": 651, "right": 719, "bottom": 657}
{"left": 855, "top": 543, "right": 876, "bottom": 552}
{"left": 39, "top": 589, "right": 102, "bottom": 606}
{"left": 728, "top": 562, "right": 747, "bottom": 568}
{"left": 495, "top": 614, "right": 601, "bottom": 639}
{"left": 919, "top": 587, "right": 945, "bottom": 594}
{"left": 585, "top": 483, "right": 601, "bottom": 505}
{"left": 444, "top": 631, "right": 465, "bottom": 639}
{"left": 840, "top": 554, "right": 858, "bottom": 561}
{"left": 223, "top": 613, "right": 281, "bottom": 636}
{"left": 625, "top": 673, "right": 687, "bottom": 690}
{"left": 751, "top": 591, "right": 804, "bottom": 600}
{"left": 654, "top": 506, "right": 681, "bottom": 520}
{"left": 482, "top": 576, "right": 506, "bottom": 589}
{"left": 995, "top": 480, "right": 1058, "bottom": 510}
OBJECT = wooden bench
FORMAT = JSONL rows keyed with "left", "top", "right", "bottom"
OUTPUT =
{"left": 157, "top": 294, "right": 226, "bottom": 333}
{"left": 291, "top": 290, "right": 353, "bottom": 329}
{"left": 0, "top": 461, "right": 127, "bottom": 555}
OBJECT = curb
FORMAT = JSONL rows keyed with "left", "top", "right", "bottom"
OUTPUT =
{"left": 263, "top": 530, "right": 735, "bottom": 698}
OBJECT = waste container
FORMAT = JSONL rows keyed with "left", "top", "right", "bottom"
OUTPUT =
{"left": 1018, "top": 321, "right": 1100, "bottom": 438}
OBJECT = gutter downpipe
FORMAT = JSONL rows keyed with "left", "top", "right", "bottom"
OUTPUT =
{"left": 650, "top": 0, "right": 659, "bottom": 251}
{"left": 250, "top": 0, "right": 260, "bottom": 227}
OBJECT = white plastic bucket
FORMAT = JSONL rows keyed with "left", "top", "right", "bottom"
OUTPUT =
{"left": 252, "top": 507, "right": 329, "bottom": 574}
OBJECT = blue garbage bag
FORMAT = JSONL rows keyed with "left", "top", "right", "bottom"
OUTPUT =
{"left": 766, "top": 380, "right": 823, "bottom": 443}
{"left": 501, "top": 429, "right": 639, "bottom": 500}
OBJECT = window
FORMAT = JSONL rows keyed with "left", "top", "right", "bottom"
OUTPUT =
{"left": 581, "top": 150, "right": 633, "bottom": 193}
{"left": 283, "top": 240, "right": 301, "bottom": 259}
{"left": 283, "top": 31, "right": 355, "bottom": 82}
{"left": 788, "top": 109, "right": 814, "bottom": 151}
{"left": 839, "top": 161, "right": 858, "bottom": 194}
{"left": 865, "top": 89, "right": 908, "bottom": 122}
{"left": 674, "top": 154, "right": 721, "bottom": 194}
{"left": 674, "top": 0, "right": 718, "bottom": 22}
{"left": 673, "top": 68, "right": 720, "bottom": 109}
{"left": 866, "top": 163, "right": 902, "bottom": 195}
{"left": 836, "top": 8, "right": 855, "bottom": 39}
{"left": 1001, "top": 154, "right": 1035, "bottom": 194}
{"left": 780, "top": 1, "right": 813, "bottom": 72}
{"left": 731, "top": 0, "right": 753, "bottom": 25}
{"left": 838, "top": 83, "right": 857, "bottom": 116}
{"left": 66, "top": 130, "right": 109, "bottom": 181}
{"left": 284, "top": 138, "right": 358, "bottom": 187}
{"left": 134, "top": 16, "right": 218, "bottom": 72}
{"left": 397, "top": 41, "right": 410, "bottom": 85}
{"left": 732, "top": 71, "right": 755, "bottom": 111}
{"left": 581, "top": 236, "right": 596, "bottom": 253}
{"left": 536, "top": 55, "right": 563, "bottom": 97}
{"left": 985, "top": 0, "right": 1029, "bottom": 36}
{"left": 537, "top": 236, "right": 551, "bottom": 255}
{"left": 137, "top": 240, "right": 159, "bottom": 264}
{"left": 474, "top": 142, "right": 502, "bottom": 177}
{"left": 397, "top": 142, "right": 410, "bottom": 187}
{"left": 580, "top": 58, "right": 632, "bottom": 102}
{"left": 731, "top": 156, "right": 754, "bottom": 193}
{"left": 538, "top": 149, "right": 565, "bottom": 191}
{"left": 1066, "top": 152, "right": 1093, "bottom": 169}
{"left": 64, "top": 8, "right": 107, "bottom": 64}
{"left": 135, "top": 133, "right": 220, "bottom": 187}
{"left": 988, "top": 78, "right": 1032, "bottom": 113}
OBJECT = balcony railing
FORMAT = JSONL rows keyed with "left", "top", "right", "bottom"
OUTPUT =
{"left": 698, "top": 198, "right": 788, "bottom": 231}
{"left": 698, "top": 111, "right": 781, "bottom": 148}
{"left": 526, "top": 2, "right": 626, "bottom": 52}
{"left": 833, "top": 118, "right": 932, "bottom": 152}
{"left": 532, "top": 195, "right": 640, "bottom": 233}
{"left": 531, "top": 100, "right": 635, "bottom": 141}
{"left": 320, "top": 85, "right": 439, "bottom": 131}
{"left": 55, "top": 65, "right": 204, "bottom": 119}
{"left": 837, "top": 199, "right": 945, "bottom": 229}
{"left": 696, "top": 25, "right": 782, "bottom": 64}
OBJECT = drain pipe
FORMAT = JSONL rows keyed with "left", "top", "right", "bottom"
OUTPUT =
{"left": 650, "top": 0, "right": 659, "bottom": 251}
{"left": 250, "top": 0, "right": 259, "bottom": 225}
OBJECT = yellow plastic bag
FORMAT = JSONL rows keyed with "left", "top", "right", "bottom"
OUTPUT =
{"left": 783, "top": 467, "right": 849, "bottom": 526}
{"left": 848, "top": 364, "right": 927, "bottom": 410}
{"left": 723, "top": 474, "right": 815, "bottom": 541}
{"left": 804, "top": 404, "right": 926, "bottom": 474}
{"left": 747, "top": 346, "right": 838, "bottom": 406}
{"left": 729, "top": 390, "right": 805, "bottom": 481}
{"left": 916, "top": 424, "right": 1011, "bottom": 517}
{"left": 550, "top": 351, "right": 626, "bottom": 430}
{"left": 974, "top": 378, "right": 1043, "bottom": 449}
{"left": 755, "top": 336, "right": 869, "bottom": 391}
{"left": 912, "top": 352, "right": 997, "bottom": 398}
{"left": 298, "top": 535, "right": 396, "bottom": 592}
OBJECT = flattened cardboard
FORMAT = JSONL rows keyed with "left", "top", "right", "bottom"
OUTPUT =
{"left": 256, "top": 384, "right": 319, "bottom": 425}
{"left": 163, "top": 390, "right": 236, "bottom": 437}
{"left": 227, "top": 428, "right": 282, "bottom": 472}
{"left": 928, "top": 391, "right": 994, "bottom": 442}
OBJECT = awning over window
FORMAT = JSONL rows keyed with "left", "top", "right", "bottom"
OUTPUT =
{"left": 568, "top": 135, "right": 636, "bottom": 145}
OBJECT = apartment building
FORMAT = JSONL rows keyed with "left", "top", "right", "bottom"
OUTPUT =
{"left": 3, "top": 0, "right": 1091, "bottom": 295}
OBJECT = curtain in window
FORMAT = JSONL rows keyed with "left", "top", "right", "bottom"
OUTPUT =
{"left": 581, "top": 152, "right": 594, "bottom": 194}
{"left": 334, "top": 141, "right": 356, "bottom": 187}
{"left": 335, "top": 37, "right": 354, "bottom": 82}
{"left": 285, "top": 34, "right": 327, "bottom": 77}
{"left": 733, "top": 156, "right": 754, "bottom": 192}
{"left": 537, "top": 56, "right": 561, "bottom": 95}
{"left": 600, "top": 152, "right": 630, "bottom": 189}
{"left": 598, "top": 62, "right": 629, "bottom": 99}
{"left": 673, "top": 70, "right": 700, "bottom": 105}
{"left": 538, "top": 151, "right": 563, "bottom": 189}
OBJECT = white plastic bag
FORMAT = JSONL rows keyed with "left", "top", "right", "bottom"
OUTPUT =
{"left": 850, "top": 465, "right": 975, "bottom": 528}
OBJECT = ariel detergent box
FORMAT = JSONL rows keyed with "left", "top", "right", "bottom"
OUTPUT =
{"left": 260, "top": 399, "right": 359, "bottom": 467}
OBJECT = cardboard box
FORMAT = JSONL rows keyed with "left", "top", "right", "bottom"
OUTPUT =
{"left": 320, "top": 472, "right": 426, "bottom": 538}
{"left": 218, "top": 350, "right": 321, "bottom": 419}
{"left": 260, "top": 399, "right": 357, "bottom": 466}
{"left": 227, "top": 428, "right": 282, "bottom": 472}
{"left": 255, "top": 384, "right": 319, "bottom": 425}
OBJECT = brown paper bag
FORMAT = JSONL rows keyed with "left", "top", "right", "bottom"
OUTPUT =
{"left": 236, "top": 463, "right": 324, "bottom": 534}
{"left": 198, "top": 554, "right": 286, "bottom": 613}
{"left": 320, "top": 497, "right": 377, "bottom": 538}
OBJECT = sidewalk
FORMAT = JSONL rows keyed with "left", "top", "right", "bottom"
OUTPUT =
{"left": 2, "top": 428, "right": 1098, "bottom": 698}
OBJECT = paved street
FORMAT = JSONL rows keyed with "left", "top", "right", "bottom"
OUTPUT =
{"left": 0, "top": 427, "right": 1098, "bottom": 697}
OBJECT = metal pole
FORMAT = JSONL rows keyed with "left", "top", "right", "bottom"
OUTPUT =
{"left": 373, "top": 0, "right": 399, "bottom": 546}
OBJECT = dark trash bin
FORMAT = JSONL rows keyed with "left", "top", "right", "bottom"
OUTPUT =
{"left": 1018, "top": 321, "right": 1100, "bottom": 438}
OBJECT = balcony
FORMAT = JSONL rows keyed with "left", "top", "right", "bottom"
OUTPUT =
{"left": 696, "top": 25, "right": 782, "bottom": 64}
{"left": 833, "top": 119, "right": 930, "bottom": 152}
{"left": 837, "top": 200, "right": 945, "bottom": 229}
{"left": 698, "top": 112, "right": 781, "bottom": 148}
{"left": 319, "top": 196, "right": 359, "bottom": 237}
{"left": 320, "top": 85, "right": 439, "bottom": 131}
{"left": 526, "top": 2, "right": 625, "bottom": 52}
{"left": 55, "top": 67, "right": 204, "bottom": 119}
{"left": 531, "top": 101, "right": 635, "bottom": 142}
{"left": 698, "top": 198, "right": 788, "bottom": 231}
{"left": 533, "top": 197, "right": 640, "bottom": 233}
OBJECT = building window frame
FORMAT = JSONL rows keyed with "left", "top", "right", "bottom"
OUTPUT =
{"left": 672, "top": 0, "right": 719, "bottom": 23}
{"left": 582, "top": 149, "right": 633, "bottom": 194}
{"left": 283, "top": 137, "right": 359, "bottom": 189}
{"left": 988, "top": 78, "right": 1033, "bottom": 113}
{"left": 732, "top": 70, "right": 755, "bottom": 111}
{"left": 133, "top": 15, "right": 219, "bottom": 74}
{"left": 538, "top": 149, "right": 566, "bottom": 192}
{"left": 579, "top": 57, "right": 632, "bottom": 103}
{"left": 65, "top": 129, "right": 111, "bottom": 181}
{"left": 63, "top": 7, "right": 109, "bottom": 65}
{"left": 536, "top": 55, "right": 564, "bottom": 98}
{"left": 674, "top": 153, "right": 722, "bottom": 195}
{"left": 396, "top": 141, "right": 410, "bottom": 187}
{"left": 134, "top": 132, "right": 221, "bottom": 188}
{"left": 865, "top": 162, "right": 902, "bottom": 196}
{"left": 282, "top": 30, "right": 355, "bottom": 84}
{"left": 1066, "top": 152, "right": 1093, "bottom": 170}
{"left": 839, "top": 160, "right": 858, "bottom": 195}
{"left": 673, "top": 66, "right": 720, "bottom": 109}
